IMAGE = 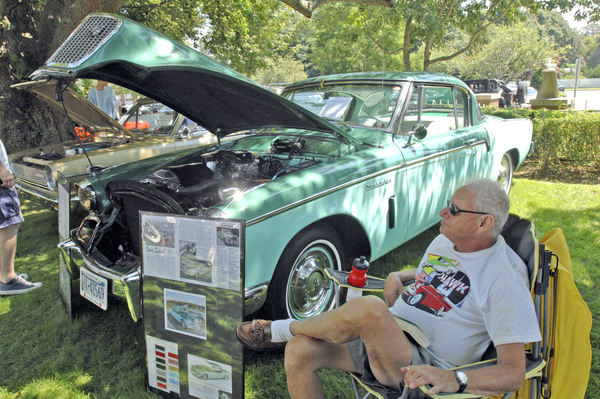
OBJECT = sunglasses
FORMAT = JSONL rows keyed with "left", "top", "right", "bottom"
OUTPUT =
{"left": 446, "top": 200, "right": 489, "bottom": 216}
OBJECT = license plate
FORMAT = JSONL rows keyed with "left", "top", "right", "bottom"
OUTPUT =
{"left": 80, "top": 268, "right": 108, "bottom": 310}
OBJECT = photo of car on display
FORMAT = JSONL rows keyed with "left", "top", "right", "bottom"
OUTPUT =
{"left": 191, "top": 363, "right": 231, "bottom": 380}
{"left": 44, "top": 14, "right": 533, "bottom": 322}
{"left": 8, "top": 84, "right": 215, "bottom": 207}
{"left": 168, "top": 305, "right": 204, "bottom": 330}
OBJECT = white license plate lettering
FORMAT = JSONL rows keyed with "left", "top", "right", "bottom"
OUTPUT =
{"left": 80, "top": 269, "right": 108, "bottom": 310}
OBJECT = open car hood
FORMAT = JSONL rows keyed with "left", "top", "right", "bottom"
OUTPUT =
{"left": 12, "top": 80, "right": 132, "bottom": 137}
{"left": 27, "top": 13, "right": 355, "bottom": 143}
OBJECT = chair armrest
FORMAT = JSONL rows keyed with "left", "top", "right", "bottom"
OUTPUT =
{"left": 325, "top": 269, "right": 386, "bottom": 292}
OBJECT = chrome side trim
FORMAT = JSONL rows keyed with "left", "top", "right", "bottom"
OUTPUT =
{"left": 247, "top": 140, "right": 487, "bottom": 226}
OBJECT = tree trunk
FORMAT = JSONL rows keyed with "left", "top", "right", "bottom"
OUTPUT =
{"left": 402, "top": 19, "right": 412, "bottom": 71}
{"left": 0, "top": 0, "right": 124, "bottom": 154}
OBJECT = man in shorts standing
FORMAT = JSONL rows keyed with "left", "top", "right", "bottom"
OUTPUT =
{"left": 0, "top": 139, "right": 42, "bottom": 295}
{"left": 236, "top": 179, "right": 541, "bottom": 398}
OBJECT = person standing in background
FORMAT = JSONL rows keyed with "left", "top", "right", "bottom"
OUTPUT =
{"left": 88, "top": 80, "right": 118, "bottom": 119}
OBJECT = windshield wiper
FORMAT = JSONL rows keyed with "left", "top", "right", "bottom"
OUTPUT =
{"left": 321, "top": 117, "right": 354, "bottom": 131}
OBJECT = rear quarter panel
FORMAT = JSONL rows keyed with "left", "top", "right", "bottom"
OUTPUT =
{"left": 482, "top": 117, "right": 533, "bottom": 175}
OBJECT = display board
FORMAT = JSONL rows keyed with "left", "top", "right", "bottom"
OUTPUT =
{"left": 57, "top": 171, "right": 74, "bottom": 318}
{"left": 141, "top": 212, "right": 245, "bottom": 399}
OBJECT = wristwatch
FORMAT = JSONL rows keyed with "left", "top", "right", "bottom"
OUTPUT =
{"left": 455, "top": 370, "right": 469, "bottom": 393}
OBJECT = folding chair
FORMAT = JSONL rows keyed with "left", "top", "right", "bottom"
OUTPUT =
{"left": 326, "top": 214, "right": 591, "bottom": 399}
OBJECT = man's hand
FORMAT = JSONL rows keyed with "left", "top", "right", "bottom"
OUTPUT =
{"left": 383, "top": 272, "right": 405, "bottom": 307}
{"left": 401, "top": 365, "right": 459, "bottom": 395}
{"left": 383, "top": 269, "right": 416, "bottom": 307}
{"left": 401, "top": 343, "right": 527, "bottom": 397}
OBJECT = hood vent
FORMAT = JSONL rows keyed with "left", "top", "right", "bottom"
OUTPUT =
{"left": 47, "top": 14, "right": 120, "bottom": 67}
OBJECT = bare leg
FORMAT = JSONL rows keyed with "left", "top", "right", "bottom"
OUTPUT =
{"left": 0, "top": 223, "right": 19, "bottom": 284}
{"left": 288, "top": 295, "right": 414, "bottom": 390}
{"left": 285, "top": 335, "right": 356, "bottom": 399}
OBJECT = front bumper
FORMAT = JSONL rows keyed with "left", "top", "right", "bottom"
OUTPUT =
{"left": 58, "top": 238, "right": 270, "bottom": 321}
{"left": 58, "top": 239, "right": 142, "bottom": 321}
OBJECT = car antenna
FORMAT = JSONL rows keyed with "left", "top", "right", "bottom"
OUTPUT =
{"left": 377, "top": 26, "right": 385, "bottom": 149}
{"left": 54, "top": 79, "right": 116, "bottom": 206}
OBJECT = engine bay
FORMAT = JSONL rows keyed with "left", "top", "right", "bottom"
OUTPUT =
{"left": 137, "top": 147, "right": 323, "bottom": 214}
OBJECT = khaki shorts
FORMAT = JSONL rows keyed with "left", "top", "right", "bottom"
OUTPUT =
{"left": 347, "top": 338, "right": 434, "bottom": 399}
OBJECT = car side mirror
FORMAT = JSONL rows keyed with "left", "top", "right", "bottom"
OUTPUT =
{"left": 177, "top": 126, "right": 190, "bottom": 139}
{"left": 404, "top": 123, "right": 427, "bottom": 147}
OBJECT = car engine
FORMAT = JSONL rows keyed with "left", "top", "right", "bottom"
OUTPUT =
{"left": 137, "top": 148, "right": 322, "bottom": 214}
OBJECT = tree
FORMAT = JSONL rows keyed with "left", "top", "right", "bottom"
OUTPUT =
{"left": 535, "top": 10, "right": 584, "bottom": 66}
{"left": 251, "top": 55, "right": 308, "bottom": 86}
{"left": 0, "top": 0, "right": 393, "bottom": 153}
{"left": 582, "top": 33, "right": 600, "bottom": 69}
{"left": 0, "top": 0, "right": 123, "bottom": 153}
{"left": 279, "top": 0, "right": 392, "bottom": 17}
{"left": 433, "top": 20, "right": 558, "bottom": 81}
{"left": 334, "top": 0, "right": 594, "bottom": 72}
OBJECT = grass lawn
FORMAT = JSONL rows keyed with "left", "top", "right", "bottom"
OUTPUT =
{"left": 0, "top": 177, "right": 597, "bottom": 399}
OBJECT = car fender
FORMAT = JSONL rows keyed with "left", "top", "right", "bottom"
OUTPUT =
{"left": 483, "top": 117, "right": 533, "bottom": 177}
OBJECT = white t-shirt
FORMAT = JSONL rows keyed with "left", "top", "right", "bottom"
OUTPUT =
{"left": 88, "top": 86, "right": 117, "bottom": 118}
{"left": 0, "top": 140, "right": 11, "bottom": 172}
{"left": 390, "top": 234, "right": 542, "bottom": 367}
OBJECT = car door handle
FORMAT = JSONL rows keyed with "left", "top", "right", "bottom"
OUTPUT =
{"left": 463, "top": 138, "right": 477, "bottom": 146}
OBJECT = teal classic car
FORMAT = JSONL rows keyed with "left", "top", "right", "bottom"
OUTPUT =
{"left": 169, "top": 305, "right": 202, "bottom": 329}
{"left": 191, "top": 363, "right": 231, "bottom": 380}
{"left": 50, "top": 14, "right": 532, "bottom": 322}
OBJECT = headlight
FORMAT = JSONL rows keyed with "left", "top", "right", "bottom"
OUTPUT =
{"left": 77, "top": 185, "right": 96, "bottom": 211}
{"left": 45, "top": 166, "right": 56, "bottom": 190}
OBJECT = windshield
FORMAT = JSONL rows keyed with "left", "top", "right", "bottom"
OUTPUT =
{"left": 121, "top": 100, "right": 182, "bottom": 136}
{"left": 283, "top": 83, "right": 403, "bottom": 129}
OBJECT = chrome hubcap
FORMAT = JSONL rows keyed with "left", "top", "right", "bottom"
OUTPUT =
{"left": 286, "top": 242, "right": 339, "bottom": 319}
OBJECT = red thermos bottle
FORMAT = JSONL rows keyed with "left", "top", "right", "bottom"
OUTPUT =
{"left": 348, "top": 256, "right": 369, "bottom": 287}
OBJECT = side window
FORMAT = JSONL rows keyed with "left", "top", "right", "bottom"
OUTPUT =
{"left": 402, "top": 86, "right": 453, "bottom": 134}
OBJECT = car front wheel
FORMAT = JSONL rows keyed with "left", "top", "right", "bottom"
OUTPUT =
{"left": 497, "top": 153, "right": 513, "bottom": 194}
{"left": 265, "top": 224, "right": 345, "bottom": 320}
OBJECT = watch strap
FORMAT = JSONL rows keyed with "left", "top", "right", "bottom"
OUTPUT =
{"left": 455, "top": 370, "right": 468, "bottom": 393}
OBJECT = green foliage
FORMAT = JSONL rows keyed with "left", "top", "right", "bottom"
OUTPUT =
{"left": 120, "top": 0, "right": 208, "bottom": 44}
{"left": 251, "top": 55, "right": 308, "bottom": 86}
{"left": 198, "top": 0, "right": 295, "bottom": 75}
{"left": 482, "top": 107, "right": 600, "bottom": 172}
{"left": 583, "top": 33, "right": 600, "bottom": 69}
{"left": 119, "top": 0, "right": 294, "bottom": 76}
{"left": 535, "top": 10, "right": 584, "bottom": 67}
{"left": 583, "top": 64, "right": 600, "bottom": 78}
{"left": 433, "top": 20, "right": 556, "bottom": 81}
{"left": 307, "top": 4, "right": 406, "bottom": 75}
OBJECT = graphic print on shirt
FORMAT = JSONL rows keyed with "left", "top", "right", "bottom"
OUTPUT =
{"left": 401, "top": 254, "right": 471, "bottom": 317}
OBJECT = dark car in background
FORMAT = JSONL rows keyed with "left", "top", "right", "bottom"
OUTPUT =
{"left": 464, "top": 78, "right": 515, "bottom": 107}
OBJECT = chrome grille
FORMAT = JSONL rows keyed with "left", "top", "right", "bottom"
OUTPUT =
{"left": 47, "top": 14, "right": 120, "bottom": 67}
{"left": 12, "top": 163, "right": 46, "bottom": 183}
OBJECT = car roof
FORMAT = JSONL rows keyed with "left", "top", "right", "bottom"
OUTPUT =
{"left": 288, "top": 71, "right": 468, "bottom": 90}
